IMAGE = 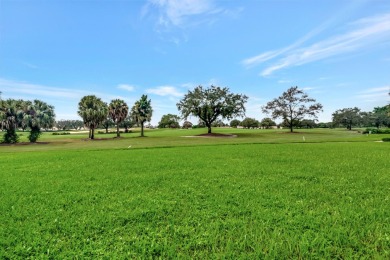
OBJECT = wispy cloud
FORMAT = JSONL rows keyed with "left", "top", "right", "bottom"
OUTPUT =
{"left": 117, "top": 84, "right": 136, "bottom": 92}
{"left": 0, "top": 78, "right": 82, "bottom": 99}
{"left": 146, "top": 85, "right": 184, "bottom": 97}
{"left": 355, "top": 86, "right": 389, "bottom": 102}
{"left": 145, "top": 0, "right": 221, "bottom": 28}
{"left": 243, "top": 12, "right": 390, "bottom": 76}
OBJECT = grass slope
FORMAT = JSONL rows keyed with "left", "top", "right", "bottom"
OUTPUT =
{"left": 1, "top": 137, "right": 389, "bottom": 258}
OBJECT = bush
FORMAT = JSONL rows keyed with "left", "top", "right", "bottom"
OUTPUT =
{"left": 28, "top": 128, "right": 41, "bottom": 142}
{"left": 382, "top": 138, "right": 390, "bottom": 142}
{"left": 52, "top": 132, "right": 71, "bottom": 135}
{"left": 362, "top": 128, "right": 390, "bottom": 134}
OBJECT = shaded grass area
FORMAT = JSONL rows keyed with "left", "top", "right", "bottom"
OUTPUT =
{"left": 1, "top": 142, "right": 389, "bottom": 258}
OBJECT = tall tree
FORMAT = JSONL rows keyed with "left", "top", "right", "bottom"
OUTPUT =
{"left": 262, "top": 86, "right": 323, "bottom": 132}
{"left": 158, "top": 114, "right": 180, "bottom": 128}
{"left": 78, "top": 95, "right": 108, "bottom": 139}
{"left": 0, "top": 99, "right": 22, "bottom": 143}
{"left": 131, "top": 95, "right": 153, "bottom": 137}
{"left": 24, "top": 100, "right": 56, "bottom": 142}
{"left": 177, "top": 85, "right": 248, "bottom": 134}
{"left": 108, "top": 99, "right": 129, "bottom": 137}
{"left": 332, "top": 107, "right": 361, "bottom": 130}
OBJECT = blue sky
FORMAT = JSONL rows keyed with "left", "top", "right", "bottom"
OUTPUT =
{"left": 1, "top": 0, "right": 389, "bottom": 125}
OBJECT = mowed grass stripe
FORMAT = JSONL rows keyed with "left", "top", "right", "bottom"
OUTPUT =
{"left": 1, "top": 142, "right": 389, "bottom": 258}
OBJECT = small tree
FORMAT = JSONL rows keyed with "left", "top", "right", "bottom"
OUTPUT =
{"left": 131, "top": 95, "right": 153, "bottom": 137}
{"left": 332, "top": 107, "right": 361, "bottom": 130}
{"left": 78, "top": 95, "right": 108, "bottom": 139}
{"left": 108, "top": 99, "right": 129, "bottom": 137}
{"left": 182, "top": 121, "right": 193, "bottom": 129}
{"left": 260, "top": 117, "right": 276, "bottom": 129}
{"left": 158, "top": 114, "right": 180, "bottom": 128}
{"left": 177, "top": 85, "right": 248, "bottom": 134}
{"left": 262, "top": 86, "right": 323, "bottom": 132}
{"left": 0, "top": 99, "right": 21, "bottom": 143}
{"left": 24, "top": 100, "right": 56, "bottom": 142}
{"left": 230, "top": 119, "right": 241, "bottom": 128}
{"left": 240, "top": 117, "right": 259, "bottom": 129}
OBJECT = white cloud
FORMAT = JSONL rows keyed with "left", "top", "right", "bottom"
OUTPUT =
{"left": 117, "top": 84, "right": 136, "bottom": 92}
{"left": 146, "top": 85, "right": 184, "bottom": 97}
{"left": 0, "top": 78, "right": 83, "bottom": 99}
{"left": 147, "top": 0, "right": 219, "bottom": 28}
{"left": 355, "top": 86, "right": 390, "bottom": 102}
{"left": 243, "top": 12, "right": 390, "bottom": 77}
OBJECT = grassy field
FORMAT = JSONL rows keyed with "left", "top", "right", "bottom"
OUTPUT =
{"left": 1, "top": 128, "right": 389, "bottom": 258}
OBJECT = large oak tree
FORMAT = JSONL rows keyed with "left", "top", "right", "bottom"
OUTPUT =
{"left": 177, "top": 85, "right": 248, "bottom": 134}
{"left": 262, "top": 86, "right": 323, "bottom": 132}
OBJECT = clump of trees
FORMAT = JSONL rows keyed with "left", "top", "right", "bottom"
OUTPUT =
{"left": 56, "top": 120, "right": 84, "bottom": 130}
{"left": 158, "top": 114, "right": 180, "bottom": 128}
{"left": 177, "top": 85, "right": 248, "bottom": 134}
{"left": 262, "top": 86, "right": 323, "bottom": 132}
{"left": 0, "top": 96, "right": 55, "bottom": 143}
{"left": 332, "top": 105, "right": 390, "bottom": 130}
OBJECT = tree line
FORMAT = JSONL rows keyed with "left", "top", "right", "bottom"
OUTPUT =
{"left": 1, "top": 86, "right": 389, "bottom": 143}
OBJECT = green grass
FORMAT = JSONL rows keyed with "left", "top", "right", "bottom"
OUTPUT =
{"left": 1, "top": 129, "right": 389, "bottom": 258}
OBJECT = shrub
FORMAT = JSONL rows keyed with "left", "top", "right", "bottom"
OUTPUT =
{"left": 52, "top": 132, "right": 70, "bottom": 135}
{"left": 382, "top": 138, "right": 390, "bottom": 142}
{"left": 362, "top": 128, "right": 390, "bottom": 134}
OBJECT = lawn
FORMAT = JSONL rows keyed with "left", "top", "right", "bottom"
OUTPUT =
{"left": 0, "top": 128, "right": 389, "bottom": 258}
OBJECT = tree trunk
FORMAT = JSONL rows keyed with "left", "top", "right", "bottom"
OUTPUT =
{"left": 117, "top": 124, "right": 120, "bottom": 137}
{"left": 290, "top": 124, "right": 293, "bottom": 132}
{"left": 91, "top": 127, "right": 95, "bottom": 139}
{"left": 88, "top": 128, "right": 92, "bottom": 138}
{"left": 208, "top": 126, "right": 212, "bottom": 134}
{"left": 141, "top": 122, "right": 144, "bottom": 137}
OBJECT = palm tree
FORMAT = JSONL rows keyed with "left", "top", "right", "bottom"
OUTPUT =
{"left": 78, "top": 95, "right": 108, "bottom": 139}
{"left": 131, "top": 95, "right": 152, "bottom": 137}
{"left": 24, "top": 100, "right": 56, "bottom": 142}
{"left": 108, "top": 99, "right": 129, "bottom": 137}
{"left": 0, "top": 99, "right": 22, "bottom": 143}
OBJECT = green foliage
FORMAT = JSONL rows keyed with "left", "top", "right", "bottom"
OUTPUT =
{"left": 332, "top": 107, "right": 362, "bottom": 130}
{"left": 27, "top": 126, "right": 42, "bottom": 142}
{"left": 78, "top": 95, "right": 108, "bottom": 139}
{"left": 240, "top": 117, "right": 259, "bottom": 128}
{"left": 182, "top": 120, "right": 193, "bottom": 129}
{"left": 177, "top": 85, "right": 248, "bottom": 133}
{"left": 0, "top": 142, "right": 389, "bottom": 258}
{"left": 109, "top": 99, "right": 129, "bottom": 137}
{"left": 131, "top": 95, "right": 153, "bottom": 137}
{"left": 52, "top": 132, "right": 71, "bottom": 135}
{"left": 230, "top": 119, "right": 241, "bottom": 128}
{"left": 158, "top": 114, "right": 180, "bottom": 128}
{"left": 362, "top": 128, "right": 390, "bottom": 134}
{"left": 382, "top": 137, "right": 390, "bottom": 142}
{"left": 260, "top": 117, "right": 276, "bottom": 129}
{"left": 24, "top": 100, "right": 55, "bottom": 142}
{"left": 2, "top": 130, "right": 19, "bottom": 143}
{"left": 56, "top": 120, "right": 84, "bottom": 131}
{"left": 262, "top": 86, "right": 323, "bottom": 132}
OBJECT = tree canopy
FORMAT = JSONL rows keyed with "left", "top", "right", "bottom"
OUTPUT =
{"left": 177, "top": 85, "right": 248, "bottom": 133}
{"left": 332, "top": 107, "right": 362, "bottom": 130}
{"left": 262, "top": 86, "right": 323, "bottom": 132}
{"left": 78, "top": 95, "right": 108, "bottom": 139}
{"left": 158, "top": 114, "right": 180, "bottom": 128}
{"left": 109, "top": 99, "right": 129, "bottom": 137}
{"left": 24, "top": 100, "right": 56, "bottom": 142}
{"left": 131, "top": 95, "right": 153, "bottom": 137}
